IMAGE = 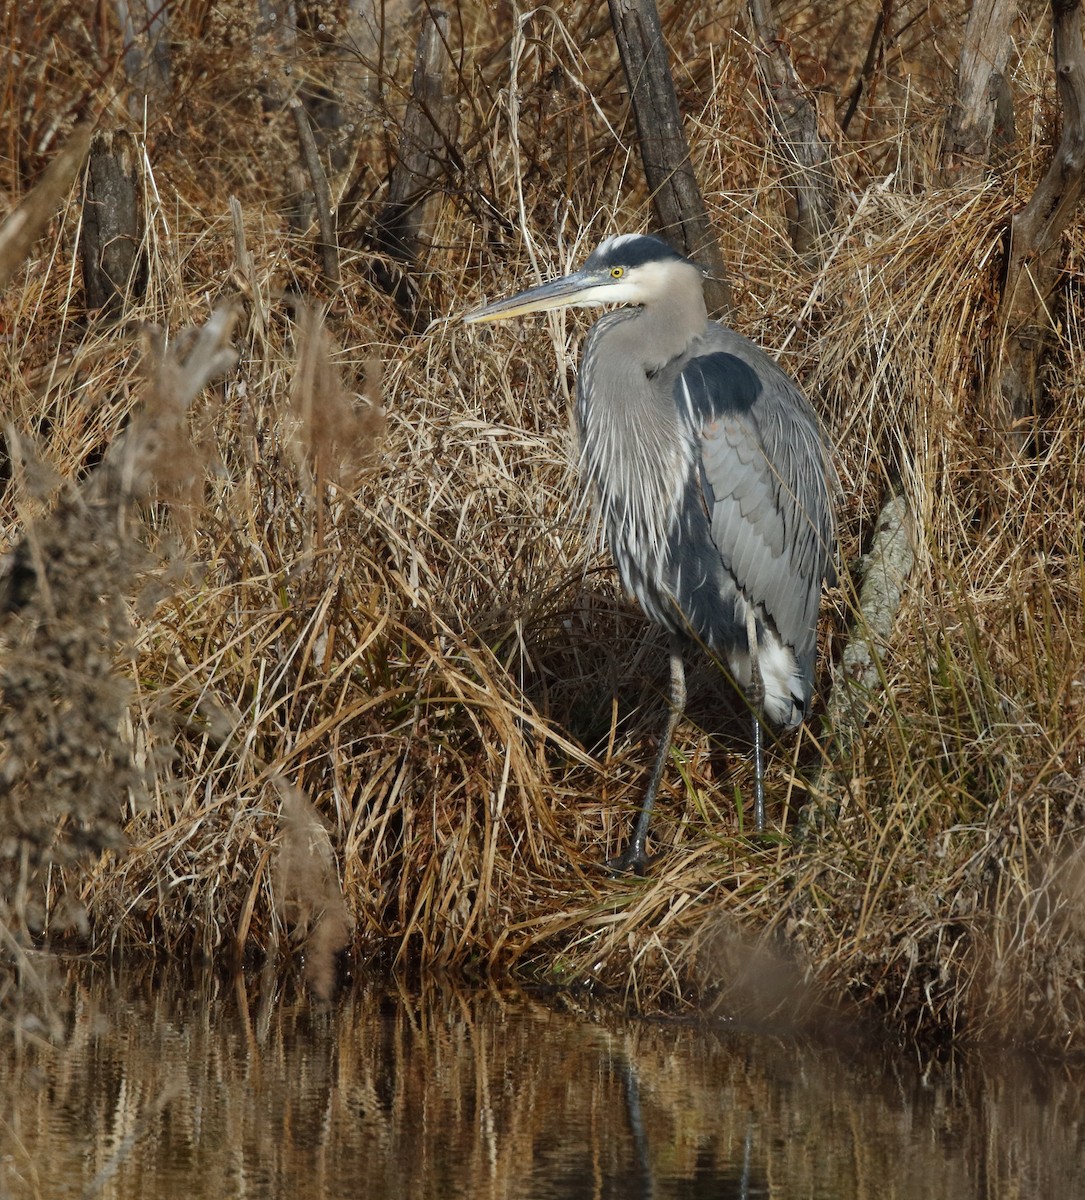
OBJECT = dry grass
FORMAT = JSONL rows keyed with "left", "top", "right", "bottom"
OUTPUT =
{"left": 2, "top": 0, "right": 1085, "bottom": 1052}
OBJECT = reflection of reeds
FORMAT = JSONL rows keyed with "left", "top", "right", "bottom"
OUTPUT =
{"left": 2, "top": 3, "right": 1085, "bottom": 1051}
{"left": 4, "top": 969, "right": 1085, "bottom": 1198}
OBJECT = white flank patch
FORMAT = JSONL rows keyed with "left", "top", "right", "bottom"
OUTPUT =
{"left": 726, "top": 614, "right": 805, "bottom": 728}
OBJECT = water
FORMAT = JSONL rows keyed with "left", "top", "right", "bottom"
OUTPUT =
{"left": 1, "top": 966, "right": 1083, "bottom": 1198}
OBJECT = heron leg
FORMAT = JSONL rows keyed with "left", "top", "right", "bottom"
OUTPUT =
{"left": 744, "top": 605, "right": 766, "bottom": 833}
{"left": 608, "top": 641, "right": 686, "bottom": 875}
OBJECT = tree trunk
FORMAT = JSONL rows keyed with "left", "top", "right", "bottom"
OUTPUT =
{"left": 296, "top": 0, "right": 361, "bottom": 172}
{"left": 941, "top": 0, "right": 1017, "bottom": 184}
{"left": 607, "top": 0, "right": 731, "bottom": 317}
{"left": 371, "top": 7, "right": 458, "bottom": 329}
{"left": 79, "top": 130, "right": 147, "bottom": 318}
{"left": 993, "top": 0, "right": 1085, "bottom": 451}
{"left": 801, "top": 494, "right": 916, "bottom": 836}
{"left": 114, "top": 0, "right": 171, "bottom": 118}
{"left": 746, "top": 0, "right": 837, "bottom": 265}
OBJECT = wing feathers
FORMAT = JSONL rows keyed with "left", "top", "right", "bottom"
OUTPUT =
{"left": 677, "top": 337, "right": 835, "bottom": 660}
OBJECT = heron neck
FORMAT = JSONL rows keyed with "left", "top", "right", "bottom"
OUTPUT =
{"left": 613, "top": 280, "right": 708, "bottom": 373}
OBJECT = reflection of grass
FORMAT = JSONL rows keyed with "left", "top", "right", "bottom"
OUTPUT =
{"left": 6, "top": 971, "right": 1085, "bottom": 1198}
{"left": 2, "top": 2, "right": 1085, "bottom": 1051}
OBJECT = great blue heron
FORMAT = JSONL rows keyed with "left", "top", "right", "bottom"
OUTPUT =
{"left": 465, "top": 234, "right": 836, "bottom": 872}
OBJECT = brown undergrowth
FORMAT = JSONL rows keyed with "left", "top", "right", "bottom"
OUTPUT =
{"left": 2, "top": 1, "right": 1085, "bottom": 1052}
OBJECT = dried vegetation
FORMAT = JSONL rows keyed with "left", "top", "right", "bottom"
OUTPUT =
{"left": 1, "top": 0, "right": 1085, "bottom": 1052}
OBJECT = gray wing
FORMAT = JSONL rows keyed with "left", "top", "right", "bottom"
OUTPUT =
{"left": 676, "top": 336, "right": 836, "bottom": 658}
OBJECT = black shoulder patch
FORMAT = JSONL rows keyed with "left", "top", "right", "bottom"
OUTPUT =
{"left": 678, "top": 351, "right": 763, "bottom": 419}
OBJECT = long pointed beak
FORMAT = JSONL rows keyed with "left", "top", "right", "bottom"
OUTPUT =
{"left": 463, "top": 269, "right": 607, "bottom": 324}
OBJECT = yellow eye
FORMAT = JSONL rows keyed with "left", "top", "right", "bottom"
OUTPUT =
{"left": 610, "top": 266, "right": 624, "bottom": 278}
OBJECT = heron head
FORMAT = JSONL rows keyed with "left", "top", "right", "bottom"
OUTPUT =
{"left": 464, "top": 234, "right": 704, "bottom": 324}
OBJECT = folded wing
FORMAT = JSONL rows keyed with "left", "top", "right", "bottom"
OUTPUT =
{"left": 676, "top": 339, "right": 835, "bottom": 665}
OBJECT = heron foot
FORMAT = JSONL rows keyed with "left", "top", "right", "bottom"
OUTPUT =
{"left": 604, "top": 839, "right": 660, "bottom": 877}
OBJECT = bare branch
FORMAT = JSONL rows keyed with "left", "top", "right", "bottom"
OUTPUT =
{"left": 0, "top": 124, "right": 93, "bottom": 294}
{"left": 993, "top": 0, "right": 1085, "bottom": 448}
{"left": 290, "top": 97, "right": 341, "bottom": 291}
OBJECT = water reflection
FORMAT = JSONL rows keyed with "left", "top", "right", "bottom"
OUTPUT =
{"left": 1, "top": 966, "right": 1083, "bottom": 1198}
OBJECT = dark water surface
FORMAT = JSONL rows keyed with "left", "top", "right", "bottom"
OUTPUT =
{"left": 1, "top": 966, "right": 1084, "bottom": 1199}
